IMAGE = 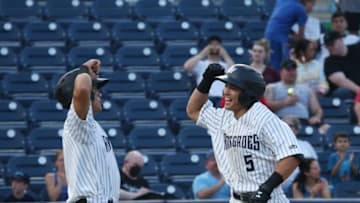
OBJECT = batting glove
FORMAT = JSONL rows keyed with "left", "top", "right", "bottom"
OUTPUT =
{"left": 197, "top": 63, "right": 225, "bottom": 94}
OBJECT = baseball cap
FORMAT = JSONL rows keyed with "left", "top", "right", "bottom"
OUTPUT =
{"left": 281, "top": 59, "right": 297, "bottom": 70}
{"left": 324, "top": 31, "right": 344, "bottom": 46}
{"left": 12, "top": 171, "right": 30, "bottom": 184}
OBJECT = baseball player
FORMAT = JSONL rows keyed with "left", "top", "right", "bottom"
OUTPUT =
{"left": 55, "top": 59, "right": 120, "bottom": 203}
{"left": 186, "top": 63, "right": 303, "bottom": 203}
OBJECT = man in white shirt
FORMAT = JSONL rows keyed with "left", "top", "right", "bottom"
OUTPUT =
{"left": 184, "top": 35, "right": 234, "bottom": 98}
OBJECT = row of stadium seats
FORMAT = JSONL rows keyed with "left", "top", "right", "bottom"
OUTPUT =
{"left": 0, "top": 0, "right": 267, "bottom": 24}
{"left": 0, "top": 43, "right": 251, "bottom": 74}
{"left": 0, "top": 19, "right": 266, "bottom": 48}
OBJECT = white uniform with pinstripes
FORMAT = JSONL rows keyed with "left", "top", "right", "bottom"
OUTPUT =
{"left": 197, "top": 101, "right": 301, "bottom": 203}
{"left": 63, "top": 103, "right": 120, "bottom": 203}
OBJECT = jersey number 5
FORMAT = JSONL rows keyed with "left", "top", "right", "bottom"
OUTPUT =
{"left": 244, "top": 155, "right": 255, "bottom": 171}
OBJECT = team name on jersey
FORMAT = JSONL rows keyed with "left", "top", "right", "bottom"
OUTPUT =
{"left": 224, "top": 133, "right": 260, "bottom": 150}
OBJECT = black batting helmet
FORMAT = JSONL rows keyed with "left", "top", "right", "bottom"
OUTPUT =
{"left": 215, "top": 64, "right": 265, "bottom": 107}
{"left": 55, "top": 66, "right": 109, "bottom": 109}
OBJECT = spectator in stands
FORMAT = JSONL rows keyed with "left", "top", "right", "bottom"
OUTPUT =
{"left": 324, "top": 31, "right": 360, "bottom": 99}
{"left": 265, "top": 0, "right": 315, "bottom": 70}
{"left": 338, "top": 0, "right": 360, "bottom": 36}
{"left": 328, "top": 132, "right": 359, "bottom": 185}
{"left": 184, "top": 35, "right": 234, "bottom": 98}
{"left": 4, "top": 171, "right": 35, "bottom": 202}
{"left": 354, "top": 91, "right": 360, "bottom": 125}
{"left": 265, "top": 59, "right": 323, "bottom": 125}
{"left": 292, "top": 158, "right": 331, "bottom": 198}
{"left": 250, "top": 38, "right": 280, "bottom": 84}
{"left": 45, "top": 149, "right": 68, "bottom": 201}
{"left": 192, "top": 151, "right": 230, "bottom": 200}
{"left": 293, "top": 38, "right": 329, "bottom": 96}
{"left": 319, "top": 11, "right": 360, "bottom": 64}
{"left": 119, "top": 150, "right": 151, "bottom": 200}
{"left": 281, "top": 116, "right": 318, "bottom": 194}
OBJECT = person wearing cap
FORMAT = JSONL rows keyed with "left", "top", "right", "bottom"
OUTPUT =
{"left": 192, "top": 151, "right": 230, "bottom": 200}
{"left": 324, "top": 30, "right": 360, "bottom": 99}
{"left": 184, "top": 35, "right": 234, "bottom": 99}
{"left": 56, "top": 59, "right": 120, "bottom": 203}
{"left": 4, "top": 171, "right": 35, "bottom": 202}
{"left": 265, "top": 59, "right": 323, "bottom": 126}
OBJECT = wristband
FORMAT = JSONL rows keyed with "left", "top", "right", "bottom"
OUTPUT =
{"left": 260, "top": 171, "right": 283, "bottom": 193}
{"left": 197, "top": 78, "right": 213, "bottom": 94}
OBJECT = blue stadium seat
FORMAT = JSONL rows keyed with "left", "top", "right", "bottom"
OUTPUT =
{"left": 161, "top": 43, "right": 199, "bottom": 69}
{"left": 156, "top": 20, "right": 198, "bottom": 46}
{"left": 0, "top": 47, "right": 18, "bottom": 74}
{"left": 6, "top": 155, "right": 55, "bottom": 180}
{"left": 199, "top": 21, "right": 242, "bottom": 42}
{"left": 43, "top": 0, "right": 88, "bottom": 21}
{"left": 67, "top": 22, "right": 111, "bottom": 47}
{"left": 29, "top": 100, "right": 67, "bottom": 128}
{"left": 94, "top": 100, "right": 122, "bottom": 128}
{"left": 219, "top": 0, "right": 262, "bottom": 23}
{"left": 0, "top": 186, "right": 12, "bottom": 201}
{"left": 127, "top": 125, "right": 176, "bottom": 155}
{"left": 167, "top": 98, "right": 193, "bottom": 131}
{"left": 177, "top": 126, "right": 211, "bottom": 153}
{"left": 160, "top": 153, "right": 205, "bottom": 184}
{"left": 334, "top": 181, "right": 360, "bottom": 198}
{"left": 177, "top": 0, "right": 219, "bottom": 25}
{"left": 2, "top": 73, "right": 49, "bottom": 104}
{"left": 223, "top": 42, "right": 250, "bottom": 64}
{"left": 122, "top": 99, "right": 167, "bottom": 132}
{"left": 0, "top": 21, "right": 21, "bottom": 47}
{"left": 149, "top": 183, "right": 186, "bottom": 199}
{"left": 111, "top": 21, "right": 155, "bottom": 46}
{"left": 319, "top": 97, "right": 351, "bottom": 124}
{"left": 23, "top": 22, "right": 66, "bottom": 47}
{"left": 0, "top": 100, "right": 27, "bottom": 130}
{"left": 146, "top": 71, "right": 192, "bottom": 102}
{"left": 298, "top": 125, "right": 324, "bottom": 151}
{"left": 132, "top": 0, "right": 176, "bottom": 25}
{"left": 114, "top": 44, "right": 161, "bottom": 73}
{"left": 27, "top": 127, "right": 63, "bottom": 154}
{"left": 102, "top": 126, "right": 127, "bottom": 153}
{"left": 242, "top": 20, "right": 267, "bottom": 43}
{"left": 67, "top": 46, "right": 113, "bottom": 72}
{"left": 90, "top": 0, "right": 132, "bottom": 22}
{"left": 317, "top": 151, "right": 331, "bottom": 179}
{"left": 101, "top": 71, "right": 146, "bottom": 102}
{"left": 19, "top": 47, "right": 66, "bottom": 74}
{"left": 0, "top": 129, "right": 25, "bottom": 152}
{"left": 0, "top": 0, "right": 42, "bottom": 21}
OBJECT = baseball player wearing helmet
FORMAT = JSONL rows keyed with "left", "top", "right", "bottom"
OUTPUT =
{"left": 56, "top": 59, "right": 120, "bottom": 203}
{"left": 187, "top": 63, "right": 303, "bottom": 203}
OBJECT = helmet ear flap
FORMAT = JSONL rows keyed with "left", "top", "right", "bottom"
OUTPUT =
{"left": 238, "top": 90, "right": 257, "bottom": 108}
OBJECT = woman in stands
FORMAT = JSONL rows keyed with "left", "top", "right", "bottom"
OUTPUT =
{"left": 45, "top": 149, "right": 68, "bottom": 201}
{"left": 292, "top": 38, "right": 329, "bottom": 96}
{"left": 250, "top": 38, "right": 280, "bottom": 84}
{"left": 292, "top": 158, "right": 331, "bottom": 198}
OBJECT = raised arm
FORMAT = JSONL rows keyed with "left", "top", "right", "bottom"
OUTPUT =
{"left": 184, "top": 46, "right": 209, "bottom": 71}
{"left": 187, "top": 64, "right": 225, "bottom": 121}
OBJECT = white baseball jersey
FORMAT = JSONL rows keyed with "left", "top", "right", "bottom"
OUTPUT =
{"left": 197, "top": 101, "right": 302, "bottom": 203}
{"left": 63, "top": 103, "right": 120, "bottom": 203}
{"left": 193, "top": 59, "right": 228, "bottom": 97}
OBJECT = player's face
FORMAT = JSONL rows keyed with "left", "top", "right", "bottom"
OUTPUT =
{"left": 92, "top": 89, "right": 102, "bottom": 113}
{"left": 223, "top": 84, "right": 244, "bottom": 111}
{"left": 335, "top": 137, "right": 350, "bottom": 151}
{"left": 251, "top": 44, "right": 266, "bottom": 63}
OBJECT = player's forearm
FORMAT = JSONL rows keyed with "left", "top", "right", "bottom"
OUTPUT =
{"left": 275, "top": 156, "right": 301, "bottom": 180}
{"left": 187, "top": 89, "right": 208, "bottom": 121}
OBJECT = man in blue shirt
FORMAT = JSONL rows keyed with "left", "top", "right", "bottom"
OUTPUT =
{"left": 265, "top": 0, "right": 313, "bottom": 70}
{"left": 192, "top": 152, "right": 230, "bottom": 199}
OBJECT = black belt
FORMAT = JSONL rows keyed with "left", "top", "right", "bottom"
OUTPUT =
{"left": 232, "top": 192, "right": 254, "bottom": 202}
{"left": 76, "top": 198, "right": 113, "bottom": 203}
